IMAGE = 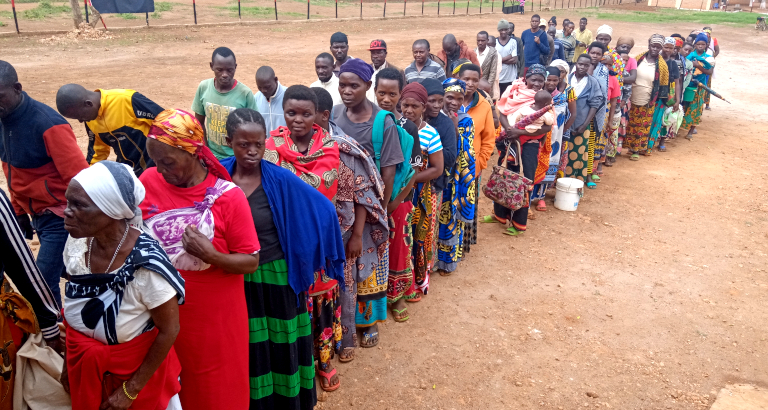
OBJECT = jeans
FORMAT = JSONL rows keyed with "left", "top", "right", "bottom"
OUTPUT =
{"left": 31, "top": 211, "right": 67, "bottom": 309}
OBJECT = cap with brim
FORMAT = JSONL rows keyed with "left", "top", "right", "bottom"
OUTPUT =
{"left": 368, "top": 39, "right": 387, "bottom": 50}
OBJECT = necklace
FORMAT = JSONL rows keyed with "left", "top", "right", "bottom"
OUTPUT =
{"left": 88, "top": 223, "right": 130, "bottom": 273}
{"left": 417, "top": 118, "right": 425, "bottom": 130}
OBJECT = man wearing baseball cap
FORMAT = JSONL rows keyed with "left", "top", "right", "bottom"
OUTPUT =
{"left": 366, "top": 39, "right": 402, "bottom": 104}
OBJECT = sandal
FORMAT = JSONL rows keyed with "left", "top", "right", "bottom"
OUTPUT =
{"left": 316, "top": 363, "right": 340, "bottom": 392}
{"left": 406, "top": 290, "right": 423, "bottom": 302}
{"left": 437, "top": 270, "right": 451, "bottom": 277}
{"left": 630, "top": 154, "right": 640, "bottom": 161}
{"left": 592, "top": 174, "right": 602, "bottom": 182}
{"left": 586, "top": 182, "right": 597, "bottom": 189}
{"left": 503, "top": 227, "right": 523, "bottom": 236}
{"left": 536, "top": 200, "right": 547, "bottom": 211}
{"left": 391, "top": 307, "right": 409, "bottom": 322}
{"left": 338, "top": 347, "right": 355, "bottom": 363}
{"left": 481, "top": 215, "right": 500, "bottom": 223}
{"left": 360, "top": 330, "right": 379, "bottom": 348}
{"left": 658, "top": 145, "right": 667, "bottom": 152}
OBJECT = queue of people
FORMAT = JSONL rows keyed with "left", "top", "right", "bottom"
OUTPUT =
{"left": 0, "top": 16, "right": 719, "bottom": 410}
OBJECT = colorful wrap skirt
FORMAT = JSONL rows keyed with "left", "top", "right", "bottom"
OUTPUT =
{"left": 681, "top": 86, "right": 706, "bottom": 130}
{"left": 412, "top": 184, "right": 438, "bottom": 295}
{"left": 624, "top": 103, "right": 655, "bottom": 153}
{"left": 645, "top": 102, "right": 667, "bottom": 153}
{"left": 353, "top": 247, "right": 388, "bottom": 328}
{"left": 386, "top": 201, "right": 415, "bottom": 303}
{"left": 565, "top": 120, "right": 595, "bottom": 182}
{"left": 246, "top": 259, "right": 316, "bottom": 410}
{"left": 307, "top": 285, "right": 341, "bottom": 374}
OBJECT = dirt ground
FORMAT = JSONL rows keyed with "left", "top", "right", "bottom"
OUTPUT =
{"left": 2, "top": 10, "right": 768, "bottom": 410}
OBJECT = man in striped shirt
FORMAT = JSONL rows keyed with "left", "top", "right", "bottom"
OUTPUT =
{"left": 405, "top": 39, "right": 447, "bottom": 84}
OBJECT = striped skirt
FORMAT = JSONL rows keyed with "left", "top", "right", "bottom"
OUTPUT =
{"left": 246, "top": 259, "right": 316, "bottom": 410}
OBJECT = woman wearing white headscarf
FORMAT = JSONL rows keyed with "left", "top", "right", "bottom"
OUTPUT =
{"left": 60, "top": 161, "right": 185, "bottom": 410}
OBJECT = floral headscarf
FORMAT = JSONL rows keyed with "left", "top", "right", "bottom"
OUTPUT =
{"left": 147, "top": 109, "right": 232, "bottom": 181}
{"left": 443, "top": 78, "right": 466, "bottom": 94}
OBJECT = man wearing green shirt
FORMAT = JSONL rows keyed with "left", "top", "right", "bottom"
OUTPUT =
{"left": 192, "top": 47, "right": 258, "bottom": 159}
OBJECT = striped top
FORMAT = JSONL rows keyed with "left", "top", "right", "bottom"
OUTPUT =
{"left": 404, "top": 59, "right": 447, "bottom": 84}
{"left": 418, "top": 123, "right": 443, "bottom": 154}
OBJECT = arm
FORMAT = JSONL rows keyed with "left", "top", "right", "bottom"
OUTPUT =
{"left": 380, "top": 165, "right": 396, "bottom": 213}
{"left": 387, "top": 172, "right": 417, "bottom": 214}
{"left": 43, "top": 124, "right": 89, "bottom": 182}
{"left": 131, "top": 92, "right": 164, "bottom": 119}
{"left": 491, "top": 104, "right": 500, "bottom": 129}
{"left": 624, "top": 68, "right": 637, "bottom": 85}
{"left": 85, "top": 125, "right": 112, "bottom": 166}
{"left": 563, "top": 99, "right": 578, "bottom": 132}
{"left": 415, "top": 150, "right": 444, "bottom": 183}
{"left": 606, "top": 96, "right": 618, "bottom": 132}
{"left": 673, "top": 76, "right": 682, "bottom": 110}
{"left": 194, "top": 114, "right": 208, "bottom": 146}
{"left": 182, "top": 225, "right": 260, "bottom": 274}
{"left": 100, "top": 298, "right": 180, "bottom": 410}
{"left": 475, "top": 107, "right": 497, "bottom": 174}
{"left": 537, "top": 32, "right": 550, "bottom": 55}
{"left": 574, "top": 107, "right": 598, "bottom": 134}
{"left": 345, "top": 203, "right": 367, "bottom": 259}
{"left": 713, "top": 44, "right": 720, "bottom": 58}
{"left": 487, "top": 54, "right": 498, "bottom": 98}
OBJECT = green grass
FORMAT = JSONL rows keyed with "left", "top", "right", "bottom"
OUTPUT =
{"left": 0, "top": 21, "right": 4, "bottom": 27}
{"left": 216, "top": 5, "right": 303, "bottom": 17}
{"left": 155, "top": 1, "right": 175, "bottom": 12}
{"left": 0, "top": 0, "right": 41, "bottom": 4}
{"left": 0, "top": 10, "right": 12, "bottom": 18}
{"left": 20, "top": 0, "right": 70, "bottom": 20}
{"left": 117, "top": 13, "right": 138, "bottom": 19}
{"left": 151, "top": 11, "right": 162, "bottom": 18}
{"left": 596, "top": 8, "right": 759, "bottom": 25}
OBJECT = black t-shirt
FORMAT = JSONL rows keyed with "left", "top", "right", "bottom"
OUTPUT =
{"left": 427, "top": 112, "right": 458, "bottom": 192}
{"left": 396, "top": 117, "right": 423, "bottom": 203}
{"left": 247, "top": 185, "right": 284, "bottom": 265}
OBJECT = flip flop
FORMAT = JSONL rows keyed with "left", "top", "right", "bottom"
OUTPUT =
{"left": 338, "top": 347, "right": 355, "bottom": 363}
{"left": 536, "top": 200, "right": 547, "bottom": 212}
{"left": 592, "top": 174, "right": 602, "bottom": 182}
{"left": 391, "top": 308, "right": 409, "bottom": 322}
{"left": 503, "top": 227, "right": 523, "bottom": 236}
{"left": 481, "top": 215, "right": 500, "bottom": 223}
{"left": 437, "top": 270, "right": 452, "bottom": 277}
{"left": 658, "top": 145, "right": 667, "bottom": 152}
{"left": 586, "top": 182, "right": 597, "bottom": 189}
{"left": 692, "top": 129, "right": 698, "bottom": 134}
{"left": 360, "top": 331, "right": 379, "bottom": 348}
{"left": 406, "top": 290, "right": 423, "bottom": 302}
{"left": 630, "top": 154, "right": 640, "bottom": 161}
{"left": 316, "top": 363, "right": 340, "bottom": 392}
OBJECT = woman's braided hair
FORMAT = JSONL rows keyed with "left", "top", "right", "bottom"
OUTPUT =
{"left": 225, "top": 108, "right": 266, "bottom": 139}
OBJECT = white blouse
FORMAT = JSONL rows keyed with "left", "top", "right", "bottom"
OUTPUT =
{"left": 63, "top": 235, "right": 178, "bottom": 345}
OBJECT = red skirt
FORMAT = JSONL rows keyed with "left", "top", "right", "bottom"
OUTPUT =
{"left": 66, "top": 326, "right": 181, "bottom": 410}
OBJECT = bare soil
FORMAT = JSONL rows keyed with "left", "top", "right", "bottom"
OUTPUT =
{"left": 2, "top": 11, "right": 768, "bottom": 410}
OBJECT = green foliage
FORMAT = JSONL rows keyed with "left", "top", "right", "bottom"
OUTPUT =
{"left": 0, "top": 10, "right": 13, "bottom": 18}
{"left": 117, "top": 13, "right": 138, "bottom": 19}
{"left": 155, "top": 1, "right": 174, "bottom": 12}
{"left": 0, "top": 21, "right": 4, "bottom": 27}
{"left": 151, "top": 11, "right": 162, "bottom": 18}
{"left": 20, "top": 0, "right": 70, "bottom": 20}
{"left": 596, "top": 8, "right": 758, "bottom": 25}
{"left": 0, "top": 0, "right": 41, "bottom": 4}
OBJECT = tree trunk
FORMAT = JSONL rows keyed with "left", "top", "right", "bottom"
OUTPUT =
{"left": 69, "top": 0, "right": 83, "bottom": 29}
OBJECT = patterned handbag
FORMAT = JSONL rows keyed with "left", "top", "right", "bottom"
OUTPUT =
{"left": 482, "top": 140, "right": 532, "bottom": 211}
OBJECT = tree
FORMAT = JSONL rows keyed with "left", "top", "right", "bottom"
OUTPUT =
{"left": 69, "top": 0, "right": 103, "bottom": 29}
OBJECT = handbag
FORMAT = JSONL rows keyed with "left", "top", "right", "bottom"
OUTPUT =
{"left": 482, "top": 140, "right": 532, "bottom": 212}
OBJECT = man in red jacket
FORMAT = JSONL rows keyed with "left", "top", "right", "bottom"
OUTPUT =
{"left": 438, "top": 34, "right": 481, "bottom": 75}
{"left": 0, "top": 60, "right": 88, "bottom": 307}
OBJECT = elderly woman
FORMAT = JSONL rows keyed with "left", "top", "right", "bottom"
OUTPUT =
{"left": 565, "top": 55, "right": 604, "bottom": 183}
{"left": 400, "top": 82, "right": 444, "bottom": 298}
{"left": 624, "top": 35, "right": 671, "bottom": 161}
{"left": 61, "top": 161, "right": 184, "bottom": 410}
{"left": 680, "top": 32, "right": 714, "bottom": 140}
{"left": 140, "top": 109, "right": 261, "bottom": 409}
{"left": 530, "top": 64, "right": 577, "bottom": 212}
{"left": 220, "top": 107, "right": 346, "bottom": 403}
{"left": 436, "top": 78, "right": 476, "bottom": 275}
{"left": 488, "top": 64, "right": 553, "bottom": 235}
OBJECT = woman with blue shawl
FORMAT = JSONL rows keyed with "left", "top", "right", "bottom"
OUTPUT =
{"left": 220, "top": 108, "right": 346, "bottom": 409}
{"left": 680, "top": 32, "right": 714, "bottom": 140}
{"left": 435, "top": 78, "right": 476, "bottom": 275}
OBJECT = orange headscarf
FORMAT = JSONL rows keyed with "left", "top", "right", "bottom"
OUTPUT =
{"left": 147, "top": 109, "right": 231, "bottom": 181}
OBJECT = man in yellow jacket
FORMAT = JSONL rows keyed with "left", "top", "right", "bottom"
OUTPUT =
{"left": 56, "top": 85, "right": 164, "bottom": 176}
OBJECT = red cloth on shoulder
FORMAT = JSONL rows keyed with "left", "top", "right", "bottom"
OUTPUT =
{"left": 66, "top": 326, "right": 181, "bottom": 410}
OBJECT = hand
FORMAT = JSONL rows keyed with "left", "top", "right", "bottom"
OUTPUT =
{"left": 99, "top": 387, "right": 135, "bottom": 410}
{"left": 534, "top": 36, "right": 540, "bottom": 44}
{"left": 181, "top": 225, "right": 215, "bottom": 262}
{"left": 15, "top": 214, "right": 34, "bottom": 240}
{"left": 60, "top": 363, "right": 70, "bottom": 394}
{"left": 346, "top": 233, "right": 363, "bottom": 260}
{"left": 574, "top": 123, "right": 588, "bottom": 135}
{"left": 449, "top": 112, "right": 459, "bottom": 129}
{"left": 673, "top": 103, "right": 680, "bottom": 112}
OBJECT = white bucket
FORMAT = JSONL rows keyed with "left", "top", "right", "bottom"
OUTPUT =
{"left": 554, "top": 178, "right": 584, "bottom": 211}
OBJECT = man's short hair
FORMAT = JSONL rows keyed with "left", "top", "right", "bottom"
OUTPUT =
{"left": 375, "top": 67, "right": 404, "bottom": 91}
{"left": 212, "top": 47, "right": 236, "bottom": 63}
{"left": 478, "top": 31, "right": 489, "bottom": 39}
{"left": 458, "top": 64, "right": 482, "bottom": 78}
{"left": 311, "top": 87, "right": 334, "bottom": 113}
{"left": 0, "top": 61, "right": 18, "bottom": 87}
{"left": 316, "top": 52, "right": 334, "bottom": 64}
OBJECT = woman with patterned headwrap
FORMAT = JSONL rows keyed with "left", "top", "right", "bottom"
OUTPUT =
{"left": 489, "top": 64, "right": 553, "bottom": 235}
{"left": 140, "top": 108, "right": 261, "bottom": 410}
{"left": 436, "top": 78, "right": 476, "bottom": 274}
{"left": 680, "top": 32, "right": 714, "bottom": 140}
{"left": 615, "top": 36, "right": 638, "bottom": 160}
{"left": 624, "top": 34, "right": 670, "bottom": 161}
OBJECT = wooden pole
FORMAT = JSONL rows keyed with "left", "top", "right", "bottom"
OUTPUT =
{"left": 335, "top": 0, "right": 338, "bottom": 17}
{"left": 360, "top": 0, "right": 363, "bottom": 18}
{"left": 466, "top": 0, "right": 469, "bottom": 13}
{"left": 238, "top": 0, "right": 242, "bottom": 19}
{"left": 453, "top": 0, "right": 456, "bottom": 14}
{"left": 275, "top": 0, "right": 278, "bottom": 19}
{"left": 145, "top": 11, "right": 149, "bottom": 25}
{"left": 10, "top": 0, "right": 19, "bottom": 34}
{"left": 84, "top": 0, "right": 89, "bottom": 23}
{"left": 307, "top": 0, "right": 310, "bottom": 19}
{"left": 193, "top": 0, "right": 197, "bottom": 24}
{"left": 438, "top": 0, "right": 441, "bottom": 14}
{"left": 383, "top": 0, "right": 387, "bottom": 16}
{"left": 404, "top": 0, "right": 406, "bottom": 15}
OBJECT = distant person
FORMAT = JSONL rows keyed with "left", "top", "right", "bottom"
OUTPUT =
{"left": 405, "top": 39, "right": 447, "bottom": 84}
{"left": 56, "top": 84, "right": 163, "bottom": 177}
{"left": 191, "top": 46, "right": 258, "bottom": 159}
{"left": 574, "top": 17, "right": 593, "bottom": 60}
{"left": 0, "top": 60, "right": 89, "bottom": 308}
{"left": 310, "top": 52, "right": 343, "bottom": 106}
{"left": 475, "top": 31, "right": 499, "bottom": 100}
{"left": 521, "top": 15, "right": 550, "bottom": 71}
{"left": 702, "top": 27, "right": 719, "bottom": 110}
{"left": 366, "top": 39, "right": 402, "bottom": 104}
{"left": 487, "top": 35, "right": 504, "bottom": 100}
{"left": 548, "top": 26, "right": 565, "bottom": 64}
{"left": 330, "top": 31, "right": 352, "bottom": 77}
{"left": 438, "top": 34, "right": 480, "bottom": 74}
{"left": 557, "top": 20, "right": 577, "bottom": 66}
{"left": 254, "top": 65, "right": 287, "bottom": 132}
{"left": 540, "top": 22, "right": 555, "bottom": 65}
{"left": 496, "top": 19, "right": 519, "bottom": 96}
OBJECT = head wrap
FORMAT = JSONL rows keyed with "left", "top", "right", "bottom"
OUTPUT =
{"left": 525, "top": 64, "right": 547, "bottom": 78}
{"left": 339, "top": 58, "right": 374, "bottom": 83}
{"left": 443, "top": 78, "right": 466, "bottom": 94}
{"left": 330, "top": 31, "right": 348, "bottom": 45}
{"left": 674, "top": 37, "right": 684, "bottom": 47}
{"left": 451, "top": 59, "right": 471, "bottom": 75}
{"left": 703, "top": 28, "right": 712, "bottom": 35}
{"left": 400, "top": 82, "right": 428, "bottom": 105}
{"left": 421, "top": 78, "right": 444, "bottom": 96}
{"left": 498, "top": 19, "right": 510, "bottom": 30}
{"left": 549, "top": 59, "right": 569, "bottom": 74}
{"left": 545, "top": 67, "right": 561, "bottom": 78}
{"left": 596, "top": 24, "right": 613, "bottom": 37}
{"left": 616, "top": 36, "right": 634, "bottom": 48}
{"left": 694, "top": 32, "right": 709, "bottom": 45}
{"left": 148, "top": 109, "right": 232, "bottom": 181}
{"left": 664, "top": 37, "right": 676, "bottom": 45}
{"left": 72, "top": 161, "right": 145, "bottom": 226}
{"left": 649, "top": 34, "right": 665, "bottom": 46}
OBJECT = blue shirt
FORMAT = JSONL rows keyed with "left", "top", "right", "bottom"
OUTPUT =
{"left": 521, "top": 29, "right": 550, "bottom": 67}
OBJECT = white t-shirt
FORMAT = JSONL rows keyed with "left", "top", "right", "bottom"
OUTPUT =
{"left": 63, "top": 235, "right": 178, "bottom": 345}
{"left": 496, "top": 37, "right": 518, "bottom": 83}
{"left": 418, "top": 123, "right": 443, "bottom": 154}
{"left": 310, "top": 75, "right": 343, "bottom": 106}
